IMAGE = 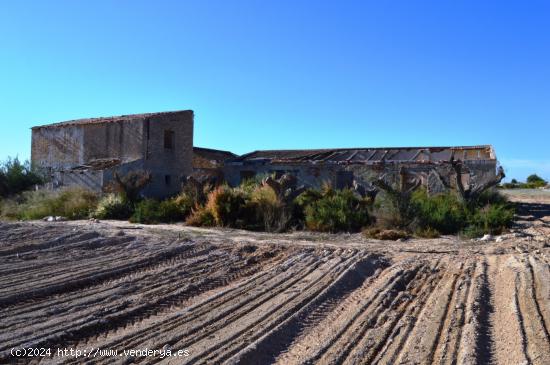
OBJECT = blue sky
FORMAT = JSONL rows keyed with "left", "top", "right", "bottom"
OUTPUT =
{"left": 0, "top": 1, "right": 549, "bottom": 181}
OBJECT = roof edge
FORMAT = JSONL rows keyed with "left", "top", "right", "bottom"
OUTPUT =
{"left": 193, "top": 146, "right": 237, "bottom": 157}
{"left": 31, "top": 110, "right": 194, "bottom": 130}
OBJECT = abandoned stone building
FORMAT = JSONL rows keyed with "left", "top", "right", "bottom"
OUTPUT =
{"left": 222, "top": 146, "right": 500, "bottom": 194}
{"left": 32, "top": 110, "right": 501, "bottom": 197}
{"left": 31, "top": 110, "right": 194, "bottom": 197}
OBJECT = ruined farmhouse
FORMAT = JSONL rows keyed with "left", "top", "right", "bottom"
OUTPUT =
{"left": 223, "top": 146, "right": 501, "bottom": 195}
{"left": 32, "top": 111, "right": 194, "bottom": 197}
{"left": 32, "top": 110, "right": 501, "bottom": 197}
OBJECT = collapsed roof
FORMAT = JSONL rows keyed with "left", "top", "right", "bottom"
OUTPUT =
{"left": 227, "top": 146, "right": 496, "bottom": 165}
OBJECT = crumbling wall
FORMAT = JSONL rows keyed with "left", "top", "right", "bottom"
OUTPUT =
{"left": 31, "top": 126, "right": 85, "bottom": 170}
{"left": 83, "top": 121, "right": 143, "bottom": 163}
{"left": 224, "top": 159, "right": 498, "bottom": 196}
{"left": 223, "top": 162, "right": 338, "bottom": 188}
{"left": 51, "top": 170, "right": 104, "bottom": 192}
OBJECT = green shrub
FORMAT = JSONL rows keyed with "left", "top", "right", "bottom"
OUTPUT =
{"left": 406, "top": 188, "right": 514, "bottom": 238}
{"left": 0, "top": 157, "right": 44, "bottom": 198}
{"left": 1, "top": 188, "right": 98, "bottom": 220}
{"left": 304, "top": 189, "right": 370, "bottom": 233}
{"left": 468, "top": 203, "right": 515, "bottom": 235}
{"left": 293, "top": 189, "right": 323, "bottom": 226}
{"left": 130, "top": 197, "right": 189, "bottom": 224}
{"left": 475, "top": 189, "right": 509, "bottom": 206}
{"left": 526, "top": 174, "right": 546, "bottom": 186}
{"left": 460, "top": 225, "right": 486, "bottom": 239}
{"left": 93, "top": 194, "right": 133, "bottom": 220}
{"left": 410, "top": 189, "right": 467, "bottom": 234}
{"left": 130, "top": 199, "right": 162, "bottom": 224}
{"left": 372, "top": 192, "right": 412, "bottom": 229}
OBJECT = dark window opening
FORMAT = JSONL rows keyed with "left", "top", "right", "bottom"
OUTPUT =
{"left": 240, "top": 170, "right": 256, "bottom": 182}
{"left": 164, "top": 130, "right": 175, "bottom": 150}
{"left": 165, "top": 175, "right": 172, "bottom": 186}
{"left": 336, "top": 171, "right": 354, "bottom": 189}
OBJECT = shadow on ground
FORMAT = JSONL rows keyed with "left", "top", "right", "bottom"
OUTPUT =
{"left": 514, "top": 202, "right": 550, "bottom": 221}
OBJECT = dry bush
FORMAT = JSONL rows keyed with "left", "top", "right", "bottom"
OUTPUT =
{"left": 363, "top": 228, "right": 409, "bottom": 240}
{"left": 2, "top": 188, "right": 98, "bottom": 220}
{"left": 186, "top": 186, "right": 247, "bottom": 227}
{"left": 249, "top": 185, "right": 291, "bottom": 232}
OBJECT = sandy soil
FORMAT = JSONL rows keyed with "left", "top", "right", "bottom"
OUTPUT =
{"left": 0, "top": 189, "right": 548, "bottom": 364}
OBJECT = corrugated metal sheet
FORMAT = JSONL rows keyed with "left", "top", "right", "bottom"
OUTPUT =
{"left": 229, "top": 146, "right": 495, "bottom": 164}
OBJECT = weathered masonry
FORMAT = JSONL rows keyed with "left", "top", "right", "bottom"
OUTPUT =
{"left": 31, "top": 110, "right": 194, "bottom": 197}
{"left": 31, "top": 110, "right": 502, "bottom": 197}
{"left": 223, "top": 146, "right": 500, "bottom": 194}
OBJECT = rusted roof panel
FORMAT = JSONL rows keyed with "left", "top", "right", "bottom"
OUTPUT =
{"left": 230, "top": 146, "right": 495, "bottom": 164}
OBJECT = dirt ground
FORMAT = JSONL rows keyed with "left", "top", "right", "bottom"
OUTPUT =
{"left": 1, "top": 189, "right": 549, "bottom": 364}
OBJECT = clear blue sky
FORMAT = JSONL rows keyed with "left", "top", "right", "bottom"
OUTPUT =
{"left": 1, "top": 1, "right": 549, "bottom": 181}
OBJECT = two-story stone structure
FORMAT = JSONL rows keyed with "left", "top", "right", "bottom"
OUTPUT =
{"left": 31, "top": 110, "right": 194, "bottom": 197}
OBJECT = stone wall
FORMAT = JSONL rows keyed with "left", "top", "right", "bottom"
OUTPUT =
{"left": 82, "top": 121, "right": 144, "bottom": 163}
{"left": 223, "top": 160, "right": 498, "bottom": 194}
{"left": 142, "top": 111, "right": 194, "bottom": 197}
{"left": 31, "top": 110, "right": 194, "bottom": 198}
{"left": 31, "top": 125, "right": 85, "bottom": 170}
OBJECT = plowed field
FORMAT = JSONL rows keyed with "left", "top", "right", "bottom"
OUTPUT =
{"left": 1, "top": 193, "right": 549, "bottom": 364}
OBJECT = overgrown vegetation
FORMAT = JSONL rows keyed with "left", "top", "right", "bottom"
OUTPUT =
{"left": 410, "top": 189, "right": 468, "bottom": 235}
{"left": 1, "top": 188, "right": 98, "bottom": 220}
{"left": 303, "top": 187, "right": 371, "bottom": 233}
{"left": 406, "top": 189, "right": 515, "bottom": 238}
{"left": 130, "top": 198, "right": 185, "bottom": 224}
{"left": 0, "top": 163, "right": 516, "bottom": 239}
{"left": 0, "top": 157, "right": 43, "bottom": 198}
{"left": 92, "top": 194, "right": 133, "bottom": 220}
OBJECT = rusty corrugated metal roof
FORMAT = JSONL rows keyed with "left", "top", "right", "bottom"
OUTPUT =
{"left": 229, "top": 146, "right": 495, "bottom": 164}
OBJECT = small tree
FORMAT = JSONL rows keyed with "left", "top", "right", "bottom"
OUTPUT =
{"left": 527, "top": 174, "right": 545, "bottom": 184}
{"left": 526, "top": 174, "right": 547, "bottom": 188}
{"left": 0, "top": 157, "right": 43, "bottom": 197}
